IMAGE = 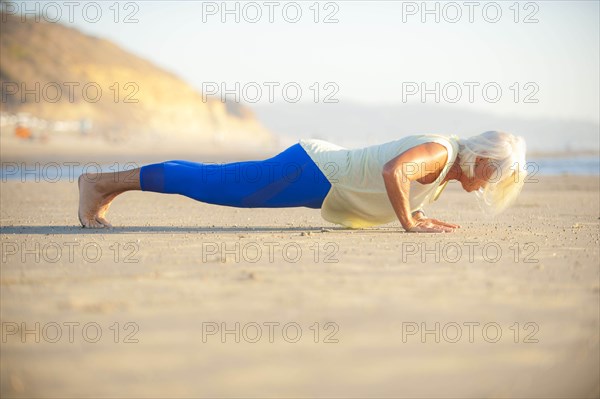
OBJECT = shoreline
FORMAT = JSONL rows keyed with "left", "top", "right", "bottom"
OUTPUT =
{"left": 2, "top": 134, "right": 598, "bottom": 164}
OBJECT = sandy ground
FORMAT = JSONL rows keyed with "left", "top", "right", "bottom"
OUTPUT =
{"left": 0, "top": 169, "right": 599, "bottom": 397}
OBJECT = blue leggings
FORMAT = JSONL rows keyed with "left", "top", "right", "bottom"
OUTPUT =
{"left": 139, "top": 143, "right": 331, "bottom": 209}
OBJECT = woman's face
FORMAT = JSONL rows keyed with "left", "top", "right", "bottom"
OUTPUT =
{"left": 460, "top": 157, "right": 495, "bottom": 192}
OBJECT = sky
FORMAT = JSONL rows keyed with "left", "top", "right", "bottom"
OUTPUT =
{"left": 6, "top": 0, "right": 600, "bottom": 123}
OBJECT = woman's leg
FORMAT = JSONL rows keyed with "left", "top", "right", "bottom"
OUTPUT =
{"left": 140, "top": 143, "right": 330, "bottom": 208}
{"left": 78, "top": 144, "right": 331, "bottom": 228}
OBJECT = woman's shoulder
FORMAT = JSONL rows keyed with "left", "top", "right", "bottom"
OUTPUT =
{"left": 403, "top": 134, "right": 459, "bottom": 156}
{"left": 371, "top": 134, "right": 457, "bottom": 154}
{"left": 299, "top": 138, "right": 348, "bottom": 153}
{"left": 405, "top": 133, "right": 455, "bottom": 143}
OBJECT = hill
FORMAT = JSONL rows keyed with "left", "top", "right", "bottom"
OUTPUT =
{"left": 0, "top": 13, "right": 273, "bottom": 146}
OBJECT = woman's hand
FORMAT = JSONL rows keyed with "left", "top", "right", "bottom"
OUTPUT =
{"left": 406, "top": 217, "right": 461, "bottom": 233}
{"left": 382, "top": 143, "right": 459, "bottom": 234}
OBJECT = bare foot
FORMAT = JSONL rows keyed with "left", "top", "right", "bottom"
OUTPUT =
{"left": 77, "top": 168, "right": 141, "bottom": 228}
{"left": 78, "top": 174, "right": 118, "bottom": 228}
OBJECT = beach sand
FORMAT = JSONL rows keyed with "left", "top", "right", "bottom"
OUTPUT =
{"left": 1, "top": 169, "right": 599, "bottom": 397}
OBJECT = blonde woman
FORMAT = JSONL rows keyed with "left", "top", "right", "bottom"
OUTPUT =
{"left": 78, "top": 130, "right": 527, "bottom": 233}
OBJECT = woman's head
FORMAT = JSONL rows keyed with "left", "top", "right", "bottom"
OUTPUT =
{"left": 455, "top": 131, "right": 527, "bottom": 215}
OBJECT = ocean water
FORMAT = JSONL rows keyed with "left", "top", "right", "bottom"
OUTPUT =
{"left": 0, "top": 157, "right": 598, "bottom": 182}
{"left": 528, "top": 156, "right": 599, "bottom": 176}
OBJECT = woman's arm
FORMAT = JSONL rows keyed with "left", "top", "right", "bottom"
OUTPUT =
{"left": 382, "top": 142, "right": 457, "bottom": 233}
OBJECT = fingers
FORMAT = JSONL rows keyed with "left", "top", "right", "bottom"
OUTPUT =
{"left": 428, "top": 225, "right": 454, "bottom": 233}
{"left": 430, "top": 218, "right": 461, "bottom": 229}
{"left": 412, "top": 227, "right": 450, "bottom": 233}
{"left": 408, "top": 221, "right": 455, "bottom": 233}
{"left": 425, "top": 221, "right": 454, "bottom": 233}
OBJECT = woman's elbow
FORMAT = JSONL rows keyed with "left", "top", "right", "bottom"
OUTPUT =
{"left": 382, "top": 164, "right": 402, "bottom": 182}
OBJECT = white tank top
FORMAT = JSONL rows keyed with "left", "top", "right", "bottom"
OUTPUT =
{"left": 299, "top": 134, "right": 459, "bottom": 228}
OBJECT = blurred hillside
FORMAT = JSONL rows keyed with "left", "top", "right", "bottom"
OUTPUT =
{"left": 0, "top": 13, "right": 274, "bottom": 148}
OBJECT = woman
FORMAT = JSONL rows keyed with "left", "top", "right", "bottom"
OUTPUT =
{"left": 78, "top": 130, "right": 527, "bottom": 233}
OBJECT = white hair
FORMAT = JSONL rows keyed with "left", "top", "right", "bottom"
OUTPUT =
{"left": 454, "top": 131, "right": 528, "bottom": 215}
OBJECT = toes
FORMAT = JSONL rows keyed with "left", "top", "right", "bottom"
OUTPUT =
{"left": 82, "top": 217, "right": 105, "bottom": 229}
{"left": 96, "top": 216, "right": 113, "bottom": 228}
{"left": 90, "top": 220, "right": 105, "bottom": 228}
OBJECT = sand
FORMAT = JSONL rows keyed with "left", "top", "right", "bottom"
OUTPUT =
{"left": 0, "top": 166, "right": 599, "bottom": 397}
